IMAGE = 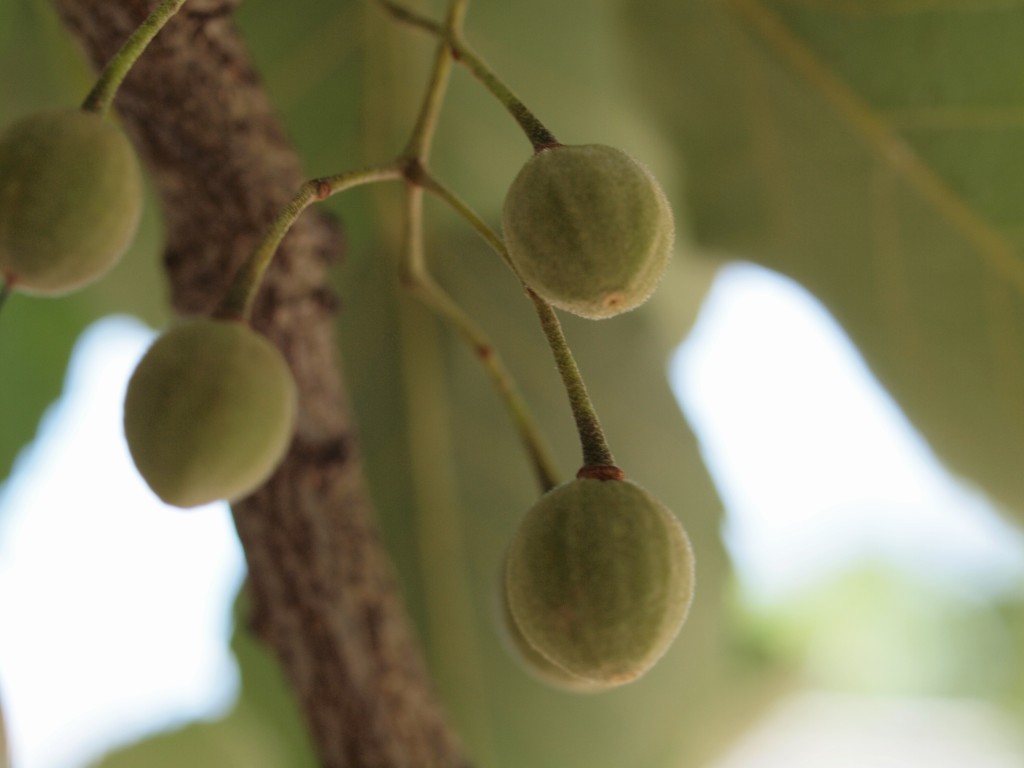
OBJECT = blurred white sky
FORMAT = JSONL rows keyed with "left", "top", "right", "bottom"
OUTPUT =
{"left": 1, "top": 262, "right": 1023, "bottom": 767}
{"left": 0, "top": 317, "right": 244, "bottom": 768}
{"left": 709, "top": 692, "right": 1024, "bottom": 768}
{"left": 674, "top": 262, "right": 1024, "bottom": 604}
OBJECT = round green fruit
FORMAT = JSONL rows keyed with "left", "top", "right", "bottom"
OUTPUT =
{"left": 0, "top": 108, "right": 142, "bottom": 295}
{"left": 124, "top": 318, "right": 298, "bottom": 509}
{"left": 505, "top": 477, "right": 694, "bottom": 688}
{"left": 502, "top": 144, "right": 674, "bottom": 320}
{"left": 497, "top": 567, "right": 613, "bottom": 693}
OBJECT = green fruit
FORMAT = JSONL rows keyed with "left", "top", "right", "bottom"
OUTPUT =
{"left": 497, "top": 567, "right": 613, "bottom": 693}
{"left": 502, "top": 144, "right": 674, "bottom": 320}
{"left": 0, "top": 108, "right": 142, "bottom": 295}
{"left": 124, "top": 318, "right": 298, "bottom": 509}
{"left": 505, "top": 477, "right": 694, "bottom": 688}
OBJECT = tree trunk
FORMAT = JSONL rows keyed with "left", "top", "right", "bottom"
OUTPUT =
{"left": 50, "top": 1, "right": 468, "bottom": 765}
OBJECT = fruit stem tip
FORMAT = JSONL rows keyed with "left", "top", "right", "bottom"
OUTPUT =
{"left": 0, "top": 277, "right": 12, "bottom": 316}
{"left": 576, "top": 465, "right": 625, "bottom": 481}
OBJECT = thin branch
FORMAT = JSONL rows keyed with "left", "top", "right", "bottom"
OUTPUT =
{"left": 81, "top": 0, "right": 188, "bottom": 115}
{"left": 417, "top": 172, "right": 615, "bottom": 471}
{"left": 378, "top": 0, "right": 558, "bottom": 149}
{"left": 218, "top": 165, "right": 402, "bottom": 320}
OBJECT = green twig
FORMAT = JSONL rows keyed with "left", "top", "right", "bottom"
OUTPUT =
{"left": 375, "top": 0, "right": 443, "bottom": 36}
{"left": 396, "top": 0, "right": 559, "bottom": 492}
{"left": 402, "top": 0, "right": 466, "bottom": 161}
{"left": 377, "top": 0, "right": 558, "bottom": 150}
{"left": 418, "top": 174, "right": 615, "bottom": 472}
{"left": 217, "top": 165, "right": 402, "bottom": 321}
{"left": 528, "top": 291, "right": 616, "bottom": 470}
{"left": 416, "top": 170, "right": 515, "bottom": 273}
{"left": 82, "top": 0, "right": 189, "bottom": 115}
{"left": 451, "top": 43, "right": 558, "bottom": 150}
{"left": 400, "top": 183, "right": 560, "bottom": 492}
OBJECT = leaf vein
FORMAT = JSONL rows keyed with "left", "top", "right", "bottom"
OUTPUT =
{"left": 727, "top": 0, "right": 1024, "bottom": 297}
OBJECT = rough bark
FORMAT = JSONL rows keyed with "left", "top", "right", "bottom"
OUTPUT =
{"left": 50, "top": 1, "right": 468, "bottom": 766}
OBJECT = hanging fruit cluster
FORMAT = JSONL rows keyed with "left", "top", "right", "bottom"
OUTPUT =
{"left": 1, "top": 0, "right": 695, "bottom": 691}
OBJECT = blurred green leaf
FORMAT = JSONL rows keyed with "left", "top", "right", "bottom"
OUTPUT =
{"left": 624, "top": 0, "right": 1024, "bottom": 518}
{"left": 996, "top": 597, "right": 1024, "bottom": 715}
{"left": 753, "top": 565, "right": 1021, "bottom": 699}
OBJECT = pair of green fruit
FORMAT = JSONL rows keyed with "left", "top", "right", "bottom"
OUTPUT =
{"left": 0, "top": 114, "right": 675, "bottom": 314}
{"left": 501, "top": 146, "right": 688, "bottom": 689}
{"left": 120, "top": 142, "right": 676, "bottom": 509}
{"left": 0, "top": 106, "right": 295, "bottom": 509}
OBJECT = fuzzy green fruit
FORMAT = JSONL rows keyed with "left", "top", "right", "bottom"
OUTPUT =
{"left": 502, "top": 144, "right": 674, "bottom": 319}
{"left": 0, "top": 108, "right": 142, "bottom": 295}
{"left": 124, "top": 318, "right": 298, "bottom": 509}
{"left": 497, "top": 568, "right": 613, "bottom": 693}
{"left": 505, "top": 477, "right": 694, "bottom": 688}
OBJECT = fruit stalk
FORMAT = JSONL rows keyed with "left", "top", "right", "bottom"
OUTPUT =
{"left": 401, "top": 0, "right": 467, "bottom": 161}
{"left": 400, "top": 181, "right": 560, "bottom": 493}
{"left": 81, "top": 0, "right": 189, "bottom": 115}
{"left": 378, "top": 0, "right": 558, "bottom": 150}
{"left": 416, "top": 169, "right": 617, "bottom": 471}
{"left": 528, "top": 291, "right": 616, "bottom": 470}
{"left": 394, "top": 0, "right": 560, "bottom": 492}
{"left": 217, "top": 165, "right": 402, "bottom": 321}
{"left": 449, "top": 43, "right": 557, "bottom": 150}
{"left": 416, "top": 170, "right": 515, "bottom": 274}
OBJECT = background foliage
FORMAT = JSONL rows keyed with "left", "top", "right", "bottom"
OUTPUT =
{"left": 2, "top": 1, "right": 1023, "bottom": 766}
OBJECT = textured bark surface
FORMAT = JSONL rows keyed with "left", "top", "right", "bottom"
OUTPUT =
{"left": 50, "top": 1, "right": 468, "bottom": 766}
